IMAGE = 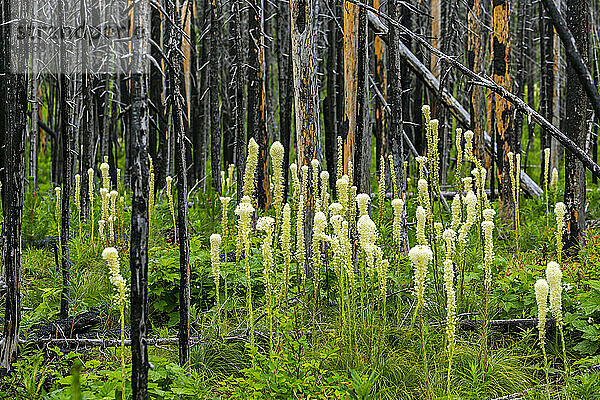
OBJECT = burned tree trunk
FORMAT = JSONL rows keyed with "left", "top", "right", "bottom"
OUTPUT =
{"left": 291, "top": 0, "right": 322, "bottom": 169}
{"left": 58, "top": 0, "right": 72, "bottom": 320}
{"left": 277, "top": 0, "right": 292, "bottom": 199}
{"left": 491, "top": 0, "right": 515, "bottom": 224}
{"left": 324, "top": 2, "right": 339, "bottom": 193}
{"left": 129, "top": 0, "right": 150, "bottom": 396}
{"left": 210, "top": 0, "right": 222, "bottom": 195}
{"left": 539, "top": 2, "right": 555, "bottom": 188}
{"left": 150, "top": 0, "right": 166, "bottom": 188}
{"left": 247, "top": 0, "right": 270, "bottom": 209}
{"left": 564, "top": 0, "right": 590, "bottom": 254}
{"left": 165, "top": 0, "right": 192, "bottom": 368}
{"left": 231, "top": 0, "right": 245, "bottom": 202}
{"left": 373, "top": 0, "right": 386, "bottom": 173}
{"left": 0, "top": 0, "right": 27, "bottom": 373}
{"left": 354, "top": 7, "right": 370, "bottom": 194}
{"left": 388, "top": 0, "right": 403, "bottom": 198}
{"left": 467, "top": 0, "right": 485, "bottom": 160}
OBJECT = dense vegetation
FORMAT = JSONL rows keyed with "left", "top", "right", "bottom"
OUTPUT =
{"left": 4, "top": 0, "right": 600, "bottom": 399}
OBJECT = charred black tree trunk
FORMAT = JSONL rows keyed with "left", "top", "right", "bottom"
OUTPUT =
{"left": 58, "top": 0, "right": 72, "bottom": 320}
{"left": 324, "top": 1, "right": 339, "bottom": 195}
{"left": 191, "top": 4, "right": 204, "bottom": 187}
{"left": 0, "top": 0, "right": 27, "bottom": 372}
{"left": 276, "top": 0, "right": 292, "bottom": 200}
{"left": 564, "top": 0, "right": 590, "bottom": 254}
{"left": 129, "top": 1, "right": 150, "bottom": 396}
{"left": 540, "top": 2, "right": 555, "bottom": 187}
{"left": 165, "top": 0, "right": 191, "bottom": 368}
{"left": 388, "top": 0, "right": 404, "bottom": 204}
{"left": 247, "top": 0, "right": 270, "bottom": 209}
{"left": 354, "top": 7, "right": 370, "bottom": 194}
{"left": 150, "top": 0, "right": 165, "bottom": 188}
{"left": 232, "top": 0, "right": 245, "bottom": 202}
{"left": 210, "top": 0, "right": 222, "bottom": 195}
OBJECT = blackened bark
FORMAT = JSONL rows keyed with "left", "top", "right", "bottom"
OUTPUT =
{"left": 564, "top": 0, "right": 589, "bottom": 254}
{"left": 539, "top": 2, "right": 555, "bottom": 187}
{"left": 388, "top": 0, "right": 404, "bottom": 198}
{"left": 491, "top": 0, "right": 515, "bottom": 224}
{"left": 541, "top": 0, "right": 600, "bottom": 121}
{"left": 58, "top": 0, "right": 71, "bottom": 320}
{"left": 130, "top": 1, "right": 150, "bottom": 396}
{"left": 191, "top": 4, "right": 204, "bottom": 187}
{"left": 165, "top": 0, "right": 191, "bottom": 368}
{"left": 354, "top": 7, "right": 370, "bottom": 194}
{"left": 232, "top": 0, "right": 245, "bottom": 202}
{"left": 0, "top": 0, "right": 27, "bottom": 372}
{"left": 276, "top": 0, "right": 292, "bottom": 201}
{"left": 248, "top": 0, "right": 269, "bottom": 209}
{"left": 210, "top": 0, "right": 222, "bottom": 195}
{"left": 324, "top": 1, "right": 338, "bottom": 195}
{"left": 149, "top": 0, "right": 163, "bottom": 185}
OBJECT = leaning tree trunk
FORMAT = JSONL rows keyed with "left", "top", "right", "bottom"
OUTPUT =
{"left": 564, "top": 0, "right": 590, "bottom": 254}
{"left": 491, "top": 0, "right": 515, "bottom": 224}
{"left": 129, "top": 0, "right": 150, "bottom": 396}
{"left": 0, "top": 0, "right": 27, "bottom": 373}
{"left": 165, "top": 0, "right": 192, "bottom": 369}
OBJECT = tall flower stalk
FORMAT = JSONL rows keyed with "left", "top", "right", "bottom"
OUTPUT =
{"left": 55, "top": 187, "right": 62, "bottom": 249}
{"left": 270, "top": 141, "right": 285, "bottom": 222}
{"left": 102, "top": 247, "right": 127, "bottom": 395}
{"left": 166, "top": 176, "right": 176, "bottom": 241}
{"left": 243, "top": 138, "right": 259, "bottom": 201}
{"left": 535, "top": 278, "right": 550, "bottom": 397}
{"left": 235, "top": 201, "right": 255, "bottom": 344}
{"left": 555, "top": 202, "right": 567, "bottom": 263}
{"left": 256, "top": 217, "right": 275, "bottom": 355}
{"left": 87, "top": 168, "right": 95, "bottom": 245}
{"left": 409, "top": 244, "right": 433, "bottom": 399}
{"left": 442, "top": 229, "right": 457, "bottom": 394}
{"left": 481, "top": 218, "right": 495, "bottom": 369}
{"left": 546, "top": 261, "right": 568, "bottom": 373}
{"left": 210, "top": 234, "right": 222, "bottom": 330}
{"left": 281, "top": 204, "right": 292, "bottom": 305}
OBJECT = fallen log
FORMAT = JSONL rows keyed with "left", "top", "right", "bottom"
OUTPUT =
{"left": 26, "top": 307, "right": 102, "bottom": 341}
{"left": 457, "top": 317, "right": 555, "bottom": 333}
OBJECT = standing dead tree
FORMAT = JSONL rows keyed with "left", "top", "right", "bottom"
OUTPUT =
{"left": 491, "top": 0, "right": 516, "bottom": 224}
{"left": 563, "top": 0, "right": 590, "bottom": 253}
{"left": 248, "top": 0, "right": 270, "bottom": 209}
{"left": 129, "top": 0, "right": 151, "bottom": 396}
{"left": 165, "top": 0, "right": 192, "bottom": 369}
{"left": 0, "top": 0, "right": 27, "bottom": 373}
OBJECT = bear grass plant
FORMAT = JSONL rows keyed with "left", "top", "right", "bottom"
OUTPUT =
{"left": 11, "top": 105, "right": 600, "bottom": 399}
